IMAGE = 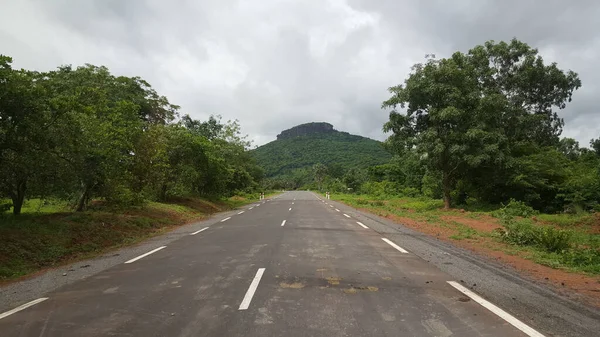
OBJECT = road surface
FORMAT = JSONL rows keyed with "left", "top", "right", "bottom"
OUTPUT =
{"left": 1, "top": 191, "right": 598, "bottom": 336}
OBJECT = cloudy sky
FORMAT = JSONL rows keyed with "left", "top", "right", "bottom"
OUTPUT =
{"left": 1, "top": 0, "right": 598, "bottom": 146}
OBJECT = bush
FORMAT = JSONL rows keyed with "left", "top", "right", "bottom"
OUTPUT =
{"left": 499, "top": 218, "right": 538, "bottom": 246}
{"left": 355, "top": 199, "right": 369, "bottom": 205}
{"left": 497, "top": 214, "right": 572, "bottom": 252}
{"left": 493, "top": 199, "right": 539, "bottom": 218}
{"left": 536, "top": 227, "right": 572, "bottom": 252}
{"left": 402, "top": 198, "right": 444, "bottom": 212}
{"left": 560, "top": 248, "right": 600, "bottom": 272}
{"left": 370, "top": 200, "right": 385, "bottom": 206}
{"left": 400, "top": 187, "right": 420, "bottom": 197}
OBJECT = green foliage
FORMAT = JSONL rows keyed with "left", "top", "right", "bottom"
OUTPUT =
{"left": 496, "top": 212, "right": 571, "bottom": 253}
{"left": 383, "top": 39, "right": 581, "bottom": 209}
{"left": 360, "top": 181, "right": 401, "bottom": 198}
{"left": 498, "top": 218, "right": 539, "bottom": 246}
{"left": 492, "top": 199, "right": 539, "bottom": 218}
{"left": 536, "top": 227, "right": 572, "bottom": 253}
{"left": 401, "top": 199, "right": 445, "bottom": 212}
{"left": 560, "top": 249, "right": 600, "bottom": 273}
{"left": 0, "top": 55, "right": 263, "bottom": 214}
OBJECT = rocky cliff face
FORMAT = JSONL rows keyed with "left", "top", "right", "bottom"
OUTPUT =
{"left": 276, "top": 122, "right": 335, "bottom": 140}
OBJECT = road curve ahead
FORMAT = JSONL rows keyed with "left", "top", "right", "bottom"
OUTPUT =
{"left": 0, "top": 191, "right": 555, "bottom": 336}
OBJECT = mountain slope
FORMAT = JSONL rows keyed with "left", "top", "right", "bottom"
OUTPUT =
{"left": 252, "top": 122, "right": 391, "bottom": 177}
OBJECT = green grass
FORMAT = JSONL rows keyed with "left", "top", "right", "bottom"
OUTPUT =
{"left": 535, "top": 213, "right": 596, "bottom": 228}
{"left": 0, "top": 198, "right": 71, "bottom": 215}
{"left": 449, "top": 221, "right": 480, "bottom": 240}
{"left": 0, "top": 194, "right": 268, "bottom": 282}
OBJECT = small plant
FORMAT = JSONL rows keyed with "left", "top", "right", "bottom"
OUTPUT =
{"left": 370, "top": 200, "right": 385, "bottom": 206}
{"left": 355, "top": 199, "right": 369, "bottom": 205}
{"left": 536, "top": 227, "right": 572, "bottom": 253}
{"left": 560, "top": 248, "right": 600, "bottom": 272}
{"left": 500, "top": 219, "right": 538, "bottom": 246}
{"left": 400, "top": 187, "right": 420, "bottom": 197}
{"left": 492, "top": 199, "right": 539, "bottom": 218}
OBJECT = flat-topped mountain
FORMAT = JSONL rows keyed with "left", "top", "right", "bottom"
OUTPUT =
{"left": 276, "top": 122, "right": 335, "bottom": 140}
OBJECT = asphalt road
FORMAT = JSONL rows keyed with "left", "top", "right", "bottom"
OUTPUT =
{"left": 1, "top": 191, "right": 599, "bottom": 336}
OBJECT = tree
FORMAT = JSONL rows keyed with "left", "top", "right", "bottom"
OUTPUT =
{"left": 383, "top": 39, "right": 581, "bottom": 209}
{"left": 558, "top": 138, "right": 581, "bottom": 161}
{"left": 383, "top": 54, "right": 505, "bottom": 208}
{"left": 343, "top": 168, "right": 366, "bottom": 192}
{"left": 591, "top": 138, "right": 600, "bottom": 156}
{"left": 0, "top": 57, "right": 60, "bottom": 214}
{"left": 313, "top": 163, "right": 328, "bottom": 191}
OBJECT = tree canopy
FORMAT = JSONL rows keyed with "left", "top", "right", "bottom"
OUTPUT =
{"left": 0, "top": 55, "right": 263, "bottom": 215}
{"left": 383, "top": 39, "right": 582, "bottom": 209}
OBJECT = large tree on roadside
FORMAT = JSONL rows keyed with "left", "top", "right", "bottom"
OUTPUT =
{"left": 383, "top": 39, "right": 580, "bottom": 209}
{"left": 0, "top": 56, "right": 62, "bottom": 215}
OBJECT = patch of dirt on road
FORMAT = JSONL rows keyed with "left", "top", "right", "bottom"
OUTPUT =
{"left": 360, "top": 208, "right": 600, "bottom": 308}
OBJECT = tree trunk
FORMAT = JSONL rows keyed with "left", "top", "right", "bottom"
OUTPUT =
{"left": 442, "top": 171, "right": 451, "bottom": 209}
{"left": 76, "top": 183, "right": 89, "bottom": 212}
{"left": 10, "top": 181, "right": 26, "bottom": 215}
{"left": 159, "top": 183, "right": 168, "bottom": 201}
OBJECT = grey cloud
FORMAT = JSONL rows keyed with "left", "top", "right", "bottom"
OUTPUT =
{"left": 1, "top": 0, "right": 598, "bottom": 147}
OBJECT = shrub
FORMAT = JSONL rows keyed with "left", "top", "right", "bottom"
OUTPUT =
{"left": 370, "top": 200, "right": 385, "bottom": 206}
{"left": 497, "top": 213, "right": 572, "bottom": 252}
{"left": 492, "top": 199, "right": 539, "bottom": 218}
{"left": 400, "top": 187, "right": 420, "bottom": 198}
{"left": 355, "top": 198, "right": 369, "bottom": 205}
{"left": 402, "top": 198, "right": 444, "bottom": 212}
{"left": 536, "top": 227, "right": 572, "bottom": 252}
{"left": 560, "top": 248, "right": 600, "bottom": 271}
{"left": 500, "top": 218, "right": 538, "bottom": 246}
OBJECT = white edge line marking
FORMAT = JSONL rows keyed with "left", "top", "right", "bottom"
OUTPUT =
{"left": 335, "top": 209, "right": 340, "bottom": 212}
{"left": 289, "top": 208, "right": 292, "bottom": 211}
{"left": 381, "top": 238, "right": 409, "bottom": 254}
{"left": 0, "top": 298, "right": 49, "bottom": 320}
{"left": 447, "top": 281, "right": 546, "bottom": 337}
{"left": 125, "top": 246, "right": 167, "bottom": 264}
{"left": 356, "top": 221, "right": 369, "bottom": 229}
{"left": 220, "top": 217, "right": 231, "bottom": 222}
{"left": 239, "top": 268, "right": 266, "bottom": 310}
{"left": 190, "top": 227, "right": 209, "bottom": 235}
{"left": 238, "top": 211, "right": 245, "bottom": 215}
{"left": 343, "top": 214, "right": 351, "bottom": 218}
{"left": 281, "top": 220, "right": 286, "bottom": 227}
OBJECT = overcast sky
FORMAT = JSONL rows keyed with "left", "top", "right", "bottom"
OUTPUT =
{"left": 1, "top": 0, "right": 598, "bottom": 147}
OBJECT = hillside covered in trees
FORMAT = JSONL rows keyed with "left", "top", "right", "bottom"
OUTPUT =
{"left": 251, "top": 122, "right": 391, "bottom": 188}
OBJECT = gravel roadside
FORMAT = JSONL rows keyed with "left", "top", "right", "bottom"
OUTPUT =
{"left": 328, "top": 197, "right": 600, "bottom": 337}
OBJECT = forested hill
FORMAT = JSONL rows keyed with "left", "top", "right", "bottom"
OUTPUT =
{"left": 252, "top": 122, "right": 391, "bottom": 177}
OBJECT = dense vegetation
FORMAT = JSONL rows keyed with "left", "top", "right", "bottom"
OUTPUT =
{"left": 252, "top": 123, "right": 391, "bottom": 189}
{"left": 0, "top": 55, "right": 263, "bottom": 216}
